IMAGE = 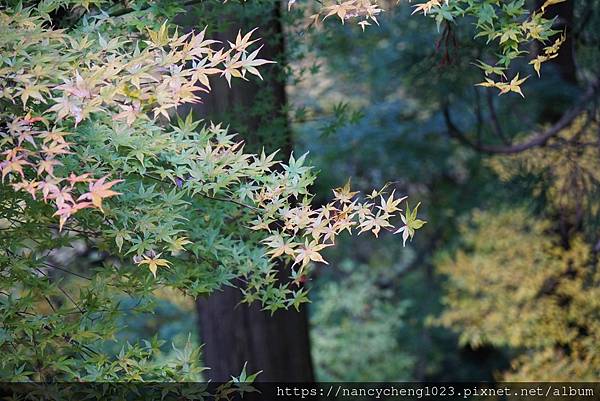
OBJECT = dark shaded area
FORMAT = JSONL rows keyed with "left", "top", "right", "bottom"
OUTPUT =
{"left": 178, "top": 1, "right": 313, "bottom": 382}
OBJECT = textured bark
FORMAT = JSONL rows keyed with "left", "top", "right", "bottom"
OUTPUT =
{"left": 195, "top": 288, "right": 314, "bottom": 381}
{"left": 180, "top": 2, "right": 314, "bottom": 382}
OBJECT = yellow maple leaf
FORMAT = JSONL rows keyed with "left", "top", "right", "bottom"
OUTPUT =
{"left": 137, "top": 253, "right": 172, "bottom": 278}
{"left": 333, "top": 178, "right": 359, "bottom": 203}
{"left": 497, "top": 73, "right": 529, "bottom": 98}
{"left": 529, "top": 55, "right": 548, "bottom": 77}
{"left": 294, "top": 239, "right": 331, "bottom": 268}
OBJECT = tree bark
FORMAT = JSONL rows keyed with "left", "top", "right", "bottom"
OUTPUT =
{"left": 536, "top": 0, "right": 578, "bottom": 84}
{"left": 195, "top": 287, "right": 314, "bottom": 381}
{"left": 180, "top": 2, "right": 314, "bottom": 382}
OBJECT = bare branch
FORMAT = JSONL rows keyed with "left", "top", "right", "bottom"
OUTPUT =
{"left": 444, "top": 79, "right": 600, "bottom": 154}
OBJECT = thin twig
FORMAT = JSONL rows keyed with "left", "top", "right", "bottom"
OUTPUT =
{"left": 142, "top": 173, "right": 260, "bottom": 212}
{"left": 35, "top": 267, "right": 86, "bottom": 315}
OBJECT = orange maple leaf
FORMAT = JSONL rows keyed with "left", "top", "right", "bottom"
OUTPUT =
{"left": 77, "top": 175, "right": 123, "bottom": 211}
{"left": 53, "top": 201, "right": 93, "bottom": 231}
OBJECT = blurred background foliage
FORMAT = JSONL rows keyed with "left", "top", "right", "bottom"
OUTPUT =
{"left": 290, "top": 0, "right": 599, "bottom": 381}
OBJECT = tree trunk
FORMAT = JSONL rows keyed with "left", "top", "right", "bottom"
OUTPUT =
{"left": 195, "top": 287, "right": 314, "bottom": 381}
{"left": 180, "top": 2, "right": 314, "bottom": 382}
{"left": 536, "top": 0, "right": 578, "bottom": 84}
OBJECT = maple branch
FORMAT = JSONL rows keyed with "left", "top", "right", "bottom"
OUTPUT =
{"left": 142, "top": 173, "right": 260, "bottom": 212}
{"left": 49, "top": 224, "right": 100, "bottom": 237}
{"left": 42, "top": 262, "right": 92, "bottom": 281}
{"left": 35, "top": 267, "right": 86, "bottom": 315}
{"left": 201, "top": 193, "right": 260, "bottom": 212}
{"left": 444, "top": 79, "right": 600, "bottom": 154}
{"left": 3, "top": 216, "right": 100, "bottom": 237}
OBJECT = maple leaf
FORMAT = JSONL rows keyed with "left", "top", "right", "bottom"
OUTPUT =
{"left": 36, "top": 158, "right": 62, "bottom": 177}
{"left": 2, "top": 148, "right": 24, "bottom": 162}
{"left": 366, "top": 184, "right": 389, "bottom": 200}
{"left": 334, "top": 213, "right": 356, "bottom": 235}
{"left": 113, "top": 102, "right": 141, "bottom": 126}
{"left": 41, "top": 141, "right": 72, "bottom": 157}
{"left": 394, "top": 202, "right": 426, "bottom": 246}
{"left": 473, "top": 60, "right": 507, "bottom": 79}
{"left": 335, "top": 201, "right": 357, "bottom": 228}
{"left": 333, "top": 178, "right": 359, "bottom": 203}
{"left": 313, "top": 223, "right": 338, "bottom": 244}
{"left": 309, "top": 212, "right": 329, "bottom": 240}
{"left": 221, "top": 51, "right": 245, "bottom": 87}
{"left": 249, "top": 216, "right": 273, "bottom": 232}
{"left": 324, "top": 2, "right": 352, "bottom": 23}
{"left": 358, "top": 20, "right": 371, "bottom": 31}
{"left": 39, "top": 128, "right": 70, "bottom": 143}
{"left": 53, "top": 201, "right": 92, "bottom": 231}
{"left": 411, "top": 0, "right": 442, "bottom": 16}
{"left": 254, "top": 148, "right": 280, "bottom": 171}
{"left": 146, "top": 22, "right": 171, "bottom": 47}
{"left": 167, "top": 237, "right": 192, "bottom": 254}
{"left": 497, "top": 73, "right": 529, "bottom": 97}
{"left": 529, "top": 55, "right": 548, "bottom": 77}
{"left": 15, "top": 128, "right": 37, "bottom": 147}
{"left": 476, "top": 77, "right": 499, "bottom": 88}
{"left": 66, "top": 172, "right": 91, "bottom": 187}
{"left": 47, "top": 95, "right": 82, "bottom": 122}
{"left": 378, "top": 190, "right": 407, "bottom": 214}
{"left": 56, "top": 72, "right": 93, "bottom": 99}
{"left": 239, "top": 46, "right": 276, "bottom": 80}
{"left": 228, "top": 28, "right": 259, "bottom": 53}
{"left": 186, "top": 28, "right": 219, "bottom": 56}
{"left": 544, "top": 35, "right": 565, "bottom": 55}
{"left": 20, "top": 115, "right": 46, "bottom": 125}
{"left": 19, "top": 82, "right": 50, "bottom": 105}
{"left": 294, "top": 239, "right": 331, "bottom": 268}
{"left": 77, "top": 175, "right": 123, "bottom": 211}
{"left": 355, "top": 202, "right": 374, "bottom": 222}
{"left": 358, "top": 212, "right": 392, "bottom": 238}
{"left": 38, "top": 177, "right": 62, "bottom": 202}
{"left": 263, "top": 233, "right": 297, "bottom": 258}
{"left": 12, "top": 180, "right": 39, "bottom": 199}
{"left": 1, "top": 158, "right": 30, "bottom": 181}
{"left": 136, "top": 253, "right": 172, "bottom": 278}
{"left": 51, "top": 187, "right": 75, "bottom": 209}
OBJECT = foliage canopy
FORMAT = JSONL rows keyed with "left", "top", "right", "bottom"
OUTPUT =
{"left": 0, "top": 0, "right": 427, "bottom": 380}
